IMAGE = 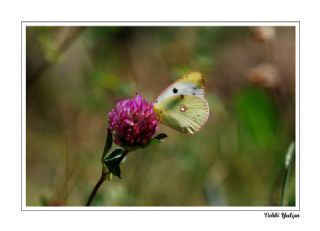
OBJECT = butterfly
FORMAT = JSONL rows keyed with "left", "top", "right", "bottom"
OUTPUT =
{"left": 154, "top": 72, "right": 210, "bottom": 134}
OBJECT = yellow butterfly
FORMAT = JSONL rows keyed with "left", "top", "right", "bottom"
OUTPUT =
{"left": 154, "top": 72, "right": 210, "bottom": 134}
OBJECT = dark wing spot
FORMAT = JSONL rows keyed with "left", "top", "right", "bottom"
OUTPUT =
{"left": 173, "top": 88, "right": 178, "bottom": 94}
{"left": 192, "top": 93, "right": 196, "bottom": 95}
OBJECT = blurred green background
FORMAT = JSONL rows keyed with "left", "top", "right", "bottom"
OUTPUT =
{"left": 26, "top": 26, "right": 295, "bottom": 206}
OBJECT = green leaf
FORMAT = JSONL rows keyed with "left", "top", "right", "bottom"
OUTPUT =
{"left": 104, "top": 149, "right": 128, "bottom": 178}
{"left": 105, "top": 149, "right": 124, "bottom": 162}
{"left": 105, "top": 161, "right": 121, "bottom": 178}
{"left": 153, "top": 133, "right": 168, "bottom": 140}
{"left": 101, "top": 129, "right": 113, "bottom": 162}
{"left": 148, "top": 139, "right": 162, "bottom": 145}
{"left": 147, "top": 133, "right": 168, "bottom": 146}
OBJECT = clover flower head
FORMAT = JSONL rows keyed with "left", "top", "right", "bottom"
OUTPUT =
{"left": 108, "top": 94, "right": 159, "bottom": 147}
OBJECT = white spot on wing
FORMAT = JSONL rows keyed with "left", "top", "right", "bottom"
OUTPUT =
{"left": 180, "top": 104, "right": 187, "bottom": 112}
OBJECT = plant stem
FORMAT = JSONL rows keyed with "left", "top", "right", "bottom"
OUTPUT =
{"left": 280, "top": 142, "right": 295, "bottom": 206}
{"left": 280, "top": 167, "right": 291, "bottom": 206}
{"left": 86, "top": 166, "right": 109, "bottom": 206}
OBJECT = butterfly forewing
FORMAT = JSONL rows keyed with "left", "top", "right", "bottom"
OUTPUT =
{"left": 155, "top": 72, "right": 205, "bottom": 103}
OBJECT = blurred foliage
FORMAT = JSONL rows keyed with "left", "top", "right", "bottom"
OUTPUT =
{"left": 26, "top": 26, "right": 296, "bottom": 206}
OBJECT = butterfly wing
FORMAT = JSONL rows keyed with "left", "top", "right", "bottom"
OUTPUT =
{"left": 155, "top": 72, "right": 205, "bottom": 103}
{"left": 154, "top": 95, "right": 210, "bottom": 134}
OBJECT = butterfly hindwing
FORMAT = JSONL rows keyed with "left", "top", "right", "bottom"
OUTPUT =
{"left": 155, "top": 72, "right": 205, "bottom": 103}
{"left": 154, "top": 95, "right": 209, "bottom": 134}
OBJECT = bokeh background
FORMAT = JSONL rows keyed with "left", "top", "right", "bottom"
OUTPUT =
{"left": 26, "top": 26, "right": 295, "bottom": 206}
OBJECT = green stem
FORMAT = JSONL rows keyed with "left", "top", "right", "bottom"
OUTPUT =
{"left": 86, "top": 166, "right": 109, "bottom": 206}
{"left": 280, "top": 142, "right": 295, "bottom": 206}
{"left": 280, "top": 166, "right": 291, "bottom": 206}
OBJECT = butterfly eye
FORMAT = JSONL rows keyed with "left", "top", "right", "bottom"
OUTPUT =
{"left": 180, "top": 104, "right": 187, "bottom": 112}
{"left": 173, "top": 88, "right": 178, "bottom": 94}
